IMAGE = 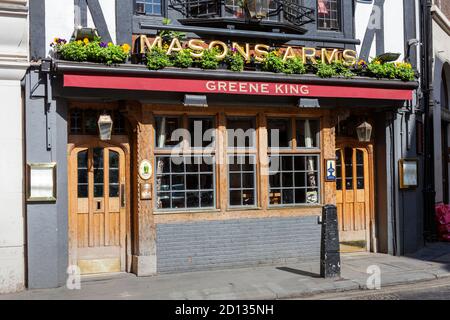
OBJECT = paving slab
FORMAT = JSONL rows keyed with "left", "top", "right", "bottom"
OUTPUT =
{"left": 1, "top": 243, "right": 449, "bottom": 300}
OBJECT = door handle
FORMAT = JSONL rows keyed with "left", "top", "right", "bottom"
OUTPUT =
{"left": 120, "top": 184, "right": 126, "bottom": 208}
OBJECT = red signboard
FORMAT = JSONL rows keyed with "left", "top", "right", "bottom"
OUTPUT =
{"left": 63, "top": 74, "right": 413, "bottom": 100}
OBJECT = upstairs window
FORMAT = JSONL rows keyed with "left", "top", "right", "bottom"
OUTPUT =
{"left": 135, "top": 0, "right": 162, "bottom": 15}
{"left": 317, "top": 0, "right": 341, "bottom": 31}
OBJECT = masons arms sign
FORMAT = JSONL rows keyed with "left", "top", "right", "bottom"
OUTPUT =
{"left": 135, "top": 35, "right": 359, "bottom": 65}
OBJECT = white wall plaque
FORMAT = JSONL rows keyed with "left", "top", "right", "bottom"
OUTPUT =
{"left": 27, "top": 163, "right": 57, "bottom": 202}
{"left": 139, "top": 160, "right": 153, "bottom": 180}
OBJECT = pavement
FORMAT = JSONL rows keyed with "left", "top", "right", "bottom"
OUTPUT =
{"left": 1, "top": 242, "right": 450, "bottom": 300}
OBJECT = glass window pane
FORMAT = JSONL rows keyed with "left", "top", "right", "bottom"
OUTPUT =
{"left": 269, "top": 155, "right": 320, "bottom": 206}
{"left": 227, "top": 117, "right": 256, "bottom": 148}
{"left": 201, "top": 191, "right": 214, "bottom": 207}
{"left": 268, "top": 119, "right": 292, "bottom": 148}
{"left": 227, "top": 155, "right": 256, "bottom": 207}
{"left": 297, "top": 120, "right": 320, "bottom": 148}
{"left": 93, "top": 148, "right": 104, "bottom": 198}
{"left": 84, "top": 110, "right": 98, "bottom": 135}
{"left": 155, "top": 155, "right": 215, "bottom": 210}
{"left": 109, "top": 151, "right": 120, "bottom": 198}
{"left": 189, "top": 117, "right": 215, "bottom": 148}
{"left": 230, "top": 190, "right": 242, "bottom": 206}
{"left": 155, "top": 116, "right": 183, "bottom": 148}
{"left": 187, "top": 192, "right": 200, "bottom": 208}
{"left": 336, "top": 150, "right": 343, "bottom": 191}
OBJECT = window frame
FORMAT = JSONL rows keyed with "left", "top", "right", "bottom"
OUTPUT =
{"left": 267, "top": 116, "right": 322, "bottom": 208}
{"left": 153, "top": 114, "right": 218, "bottom": 213}
{"left": 226, "top": 115, "right": 259, "bottom": 209}
{"left": 316, "top": 0, "right": 342, "bottom": 32}
{"left": 134, "top": 0, "right": 164, "bottom": 17}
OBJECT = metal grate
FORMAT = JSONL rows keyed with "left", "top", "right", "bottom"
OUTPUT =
{"left": 169, "top": 0, "right": 315, "bottom": 27}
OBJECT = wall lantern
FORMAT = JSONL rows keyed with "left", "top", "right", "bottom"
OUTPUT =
{"left": 73, "top": 26, "right": 99, "bottom": 41}
{"left": 356, "top": 121, "right": 373, "bottom": 142}
{"left": 242, "top": 0, "right": 270, "bottom": 19}
{"left": 98, "top": 114, "right": 113, "bottom": 141}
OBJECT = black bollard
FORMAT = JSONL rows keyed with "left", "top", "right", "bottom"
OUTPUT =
{"left": 320, "top": 204, "right": 341, "bottom": 278}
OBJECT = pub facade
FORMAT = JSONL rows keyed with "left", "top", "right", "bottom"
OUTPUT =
{"left": 24, "top": 0, "right": 424, "bottom": 289}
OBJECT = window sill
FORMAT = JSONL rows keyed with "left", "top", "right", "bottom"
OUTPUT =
{"left": 153, "top": 208, "right": 221, "bottom": 215}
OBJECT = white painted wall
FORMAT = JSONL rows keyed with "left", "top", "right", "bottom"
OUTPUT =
{"left": 354, "top": 0, "right": 376, "bottom": 59}
{"left": 45, "top": 0, "right": 117, "bottom": 55}
{"left": 0, "top": 0, "right": 29, "bottom": 294}
{"left": 384, "top": 0, "right": 405, "bottom": 60}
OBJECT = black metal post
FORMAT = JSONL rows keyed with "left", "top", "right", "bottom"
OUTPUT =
{"left": 320, "top": 205, "right": 341, "bottom": 278}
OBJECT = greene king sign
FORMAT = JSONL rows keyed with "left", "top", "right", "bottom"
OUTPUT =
{"left": 135, "top": 35, "right": 359, "bottom": 65}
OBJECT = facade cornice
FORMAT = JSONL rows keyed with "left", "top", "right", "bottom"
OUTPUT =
{"left": 432, "top": 4, "right": 450, "bottom": 36}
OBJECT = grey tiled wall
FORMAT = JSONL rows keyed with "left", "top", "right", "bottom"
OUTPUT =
{"left": 156, "top": 216, "right": 321, "bottom": 273}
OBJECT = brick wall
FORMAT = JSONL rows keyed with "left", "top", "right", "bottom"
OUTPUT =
{"left": 436, "top": 0, "right": 450, "bottom": 20}
{"left": 156, "top": 216, "right": 321, "bottom": 273}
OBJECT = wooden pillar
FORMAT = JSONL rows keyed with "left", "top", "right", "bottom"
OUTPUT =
{"left": 131, "top": 105, "right": 157, "bottom": 276}
{"left": 323, "top": 110, "right": 337, "bottom": 205}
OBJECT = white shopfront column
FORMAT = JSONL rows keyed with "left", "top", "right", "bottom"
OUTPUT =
{"left": 0, "top": 0, "right": 29, "bottom": 294}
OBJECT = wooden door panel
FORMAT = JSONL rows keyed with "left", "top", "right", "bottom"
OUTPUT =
{"left": 343, "top": 202, "right": 354, "bottom": 231}
{"left": 336, "top": 146, "right": 372, "bottom": 252}
{"left": 70, "top": 144, "right": 128, "bottom": 275}
{"left": 77, "top": 213, "right": 89, "bottom": 248}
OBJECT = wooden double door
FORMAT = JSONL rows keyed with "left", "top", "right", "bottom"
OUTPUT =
{"left": 335, "top": 145, "right": 373, "bottom": 252}
{"left": 69, "top": 141, "right": 129, "bottom": 275}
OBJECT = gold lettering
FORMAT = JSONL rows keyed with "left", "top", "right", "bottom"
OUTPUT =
{"left": 188, "top": 39, "right": 205, "bottom": 58}
{"left": 255, "top": 44, "right": 270, "bottom": 62}
{"left": 343, "top": 49, "right": 358, "bottom": 66}
{"left": 209, "top": 41, "right": 229, "bottom": 60}
{"left": 283, "top": 47, "right": 297, "bottom": 62}
{"left": 167, "top": 38, "right": 183, "bottom": 55}
{"left": 232, "top": 42, "right": 251, "bottom": 62}
{"left": 139, "top": 35, "right": 162, "bottom": 53}
{"left": 302, "top": 47, "right": 317, "bottom": 64}
{"left": 321, "top": 48, "right": 339, "bottom": 64}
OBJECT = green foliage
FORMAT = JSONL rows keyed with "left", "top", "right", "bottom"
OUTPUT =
{"left": 102, "top": 44, "right": 129, "bottom": 65}
{"left": 367, "top": 61, "right": 396, "bottom": 79}
{"left": 316, "top": 63, "right": 338, "bottom": 78}
{"left": 57, "top": 38, "right": 129, "bottom": 65}
{"left": 59, "top": 41, "right": 87, "bottom": 62}
{"left": 395, "top": 63, "right": 416, "bottom": 81}
{"left": 283, "top": 57, "right": 306, "bottom": 75}
{"left": 262, "top": 51, "right": 285, "bottom": 73}
{"left": 159, "top": 18, "right": 186, "bottom": 42}
{"left": 227, "top": 52, "right": 244, "bottom": 72}
{"left": 85, "top": 42, "right": 103, "bottom": 62}
{"left": 331, "top": 61, "right": 355, "bottom": 78}
{"left": 200, "top": 48, "right": 219, "bottom": 70}
{"left": 172, "top": 49, "right": 193, "bottom": 68}
{"left": 146, "top": 47, "right": 172, "bottom": 70}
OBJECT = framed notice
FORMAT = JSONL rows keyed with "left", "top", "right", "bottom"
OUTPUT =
{"left": 399, "top": 159, "right": 418, "bottom": 189}
{"left": 27, "top": 163, "right": 57, "bottom": 202}
{"left": 325, "top": 159, "right": 337, "bottom": 182}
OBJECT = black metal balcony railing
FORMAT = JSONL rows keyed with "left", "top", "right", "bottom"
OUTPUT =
{"left": 169, "top": 0, "right": 315, "bottom": 33}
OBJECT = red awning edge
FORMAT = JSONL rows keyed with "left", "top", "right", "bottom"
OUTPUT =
{"left": 63, "top": 74, "right": 414, "bottom": 101}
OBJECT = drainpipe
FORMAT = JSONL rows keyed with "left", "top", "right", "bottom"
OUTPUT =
{"left": 421, "top": 0, "right": 437, "bottom": 241}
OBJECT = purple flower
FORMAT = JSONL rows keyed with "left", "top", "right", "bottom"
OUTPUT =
{"left": 231, "top": 47, "right": 237, "bottom": 53}
{"left": 100, "top": 42, "right": 108, "bottom": 48}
